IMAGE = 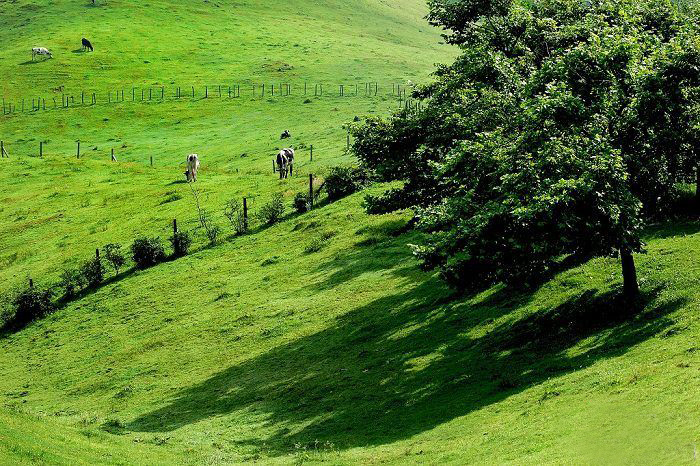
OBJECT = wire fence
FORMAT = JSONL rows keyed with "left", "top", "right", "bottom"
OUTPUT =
{"left": 1, "top": 81, "right": 425, "bottom": 117}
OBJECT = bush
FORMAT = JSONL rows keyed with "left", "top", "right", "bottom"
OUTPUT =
{"left": 224, "top": 198, "right": 247, "bottom": 235}
{"left": 81, "top": 257, "right": 105, "bottom": 288}
{"left": 59, "top": 267, "right": 86, "bottom": 299}
{"left": 325, "top": 166, "right": 370, "bottom": 201}
{"left": 293, "top": 192, "right": 310, "bottom": 213}
{"left": 170, "top": 230, "right": 192, "bottom": 257}
{"left": 8, "top": 287, "right": 54, "bottom": 329}
{"left": 258, "top": 193, "right": 285, "bottom": 225}
{"left": 103, "top": 243, "right": 126, "bottom": 274}
{"left": 131, "top": 237, "right": 166, "bottom": 269}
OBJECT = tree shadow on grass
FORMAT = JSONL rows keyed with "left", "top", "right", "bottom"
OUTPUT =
{"left": 126, "top": 262, "right": 684, "bottom": 456}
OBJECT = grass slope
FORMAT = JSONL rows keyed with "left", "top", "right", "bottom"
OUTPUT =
{"left": 2, "top": 0, "right": 699, "bottom": 464}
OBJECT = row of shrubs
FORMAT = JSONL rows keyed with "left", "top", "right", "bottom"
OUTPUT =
{"left": 2, "top": 165, "right": 373, "bottom": 332}
{"left": 2, "top": 232, "right": 193, "bottom": 332}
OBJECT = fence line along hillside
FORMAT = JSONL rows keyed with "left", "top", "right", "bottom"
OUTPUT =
{"left": 1, "top": 81, "right": 427, "bottom": 117}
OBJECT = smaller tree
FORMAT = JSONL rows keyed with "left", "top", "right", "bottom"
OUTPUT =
{"left": 103, "top": 243, "right": 127, "bottom": 275}
{"left": 59, "top": 268, "right": 86, "bottom": 299}
{"left": 257, "top": 193, "right": 285, "bottom": 225}
{"left": 131, "top": 237, "right": 166, "bottom": 269}
{"left": 170, "top": 230, "right": 192, "bottom": 257}
{"left": 293, "top": 192, "right": 310, "bottom": 213}
{"left": 81, "top": 257, "right": 105, "bottom": 288}
{"left": 8, "top": 286, "right": 54, "bottom": 329}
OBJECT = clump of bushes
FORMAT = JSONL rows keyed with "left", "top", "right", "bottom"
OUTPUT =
{"left": 59, "top": 267, "right": 86, "bottom": 299}
{"left": 293, "top": 192, "right": 310, "bottom": 213}
{"left": 131, "top": 237, "right": 166, "bottom": 269}
{"left": 224, "top": 198, "right": 247, "bottom": 235}
{"left": 81, "top": 256, "right": 105, "bottom": 288}
{"left": 170, "top": 230, "right": 192, "bottom": 257}
{"left": 103, "top": 243, "right": 127, "bottom": 274}
{"left": 7, "top": 286, "right": 55, "bottom": 330}
{"left": 325, "top": 166, "right": 370, "bottom": 201}
{"left": 258, "top": 193, "right": 285, "bottom": 225}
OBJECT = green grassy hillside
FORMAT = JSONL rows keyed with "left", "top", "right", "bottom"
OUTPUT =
{"left": 2, "top": 0, "right": 699, "bottom": 464}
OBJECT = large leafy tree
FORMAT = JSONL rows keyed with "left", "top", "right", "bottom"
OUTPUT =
{"left": 351, "top": 0, "right": 700, "bottom": 297}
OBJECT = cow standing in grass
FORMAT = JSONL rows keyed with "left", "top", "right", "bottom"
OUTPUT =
{"left": 185, "top": 154, "right": 200, "bottom": 182}
{"left": 276, "top": 150, "right": 288, "bottom": 179}
{"left": 276, "top": 148, "right": 294, "bottom": 179}
{"left": 82, "top": 38, "right": 94, "bottom": 52}
{"left": 32, "top": 47, "right": 52, "bottom": 60}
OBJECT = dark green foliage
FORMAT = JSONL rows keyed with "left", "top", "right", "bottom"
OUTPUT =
{"left": 258, "top": 193, "right": 285, "bottom": 225}
{"left": 293, "top": 192, "right": 310, "bottom": 213}
{"left": 103, "top": 243, "right": 126, "bottom": 274}
{"left": 324, "top": 166, "right": 370, "bottom": 202}
{"left": 351, "top": 0, "right": 700, "bottom": 293}
{"left": 131, "top": 237, "right": 166, "bottom": 269}
{"left": 7, "top": 286, "right": 54, "bottom": 329}
{"left": 170, "top": 230, "right": 192, "bottom": 257}
{"left": 81, "top": 257, "right": 105, "bottom": 288}
{"left": 59, "top": 268, "right": 86, "bottom": 299}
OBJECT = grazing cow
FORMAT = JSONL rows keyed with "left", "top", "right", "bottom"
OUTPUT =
{"left": 185, "top": 154, "right": 200, "bottom": 182}
{"left": 276, "top": 151, "right": 288, "bottom": 179}
{"left": 280, "top": 130, "right": 291, "bottom": 139}
{"left": 276, "top": 148, "right": 294, "bottom": 179}
{"left": 32, "top": 47, "right": 52, "bottom": 60}
{"left": 82, "top": 38, "right": 94, "bottom": 52}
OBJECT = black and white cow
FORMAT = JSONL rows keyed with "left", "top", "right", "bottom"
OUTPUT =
{"left": 82, "top": 38, "right": 94, "bottom": 52}
{"left": 32, "top": 47, "right": 52, "bottom": 60}
{"left": 280, "top": 130, "right": 291, "bottom": 139}
{"left": 185, "top": 154, "right": 200, "bottom": 182}
{"left": 276, "top": 148, "right": 294, "bottom": 179}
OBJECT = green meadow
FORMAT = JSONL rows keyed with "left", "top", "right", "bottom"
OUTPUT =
{"left": 1, "top": 0, "right": 700, "bottom": 464}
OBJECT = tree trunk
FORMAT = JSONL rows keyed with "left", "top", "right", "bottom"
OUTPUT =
{"left": 621, "top": 248, "right": 639, "bottom": 299}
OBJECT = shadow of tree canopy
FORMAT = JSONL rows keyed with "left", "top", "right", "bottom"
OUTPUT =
{"left": 126, "top": 244, "right": 684, "bottom": 456}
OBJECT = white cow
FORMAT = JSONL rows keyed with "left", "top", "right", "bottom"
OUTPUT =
{"left": 185, "top": 154, "right": 200, "bottom": 182}
{"left": 32, "top": 47, "right": 52, "bottom": 60}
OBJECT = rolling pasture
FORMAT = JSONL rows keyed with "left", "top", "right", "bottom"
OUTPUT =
{"left": 1, "top": 0, "right": 700, "bottom": 465}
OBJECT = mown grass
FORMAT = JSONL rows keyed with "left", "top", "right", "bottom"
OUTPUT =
{"left": 2, "top": 0, "right": 700, "bottom": 465}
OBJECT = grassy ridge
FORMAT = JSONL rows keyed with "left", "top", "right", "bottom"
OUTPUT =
{"left": 0, "top": 0, "right": 446, "bottom": 99}
{"left": 1, "top": 187, "right": 699, "bottom": 463}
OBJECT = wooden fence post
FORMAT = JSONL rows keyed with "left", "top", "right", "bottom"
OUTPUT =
{"left": 310, "top": 144, "right": 313, "bottom": 161}
{"left": 272, "top": 159, "right": 276, "bottom": 173}
{"left": 0, "top": 141, "right": 5, "bottom": 158}
{"left": 205, "top": 86, "right": 208, "bottom": 98}
{"left": 347, "top": 133, "right": 350, "bottom": 150}
{"left": 29, "top": 278, "right": 33, "bottom": 288}
{"left": 173, "top": 218, "right": 178, "bottom": 236}
{"left": 161, "top": 87, "right": 164, "bottom": 99}
{"left": 192, "top": 86, "right": 195, "bottom": 98}
{"left": 77, "top": 141, "right": 80, "bottom": 158}
{"left": 243, "top": 197, "right": 248, "bottom": 231}
{"left": 309, "top": 174, "right": 314, "bottom": 208}
{"left": 150, "top": 155, "right": 153, "bottom": 167}
{"left": 39, "top": 141, "right": 43, "bottom": 157}
{"left": 149, "top": 88, "right": 152, "bottom": 100}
